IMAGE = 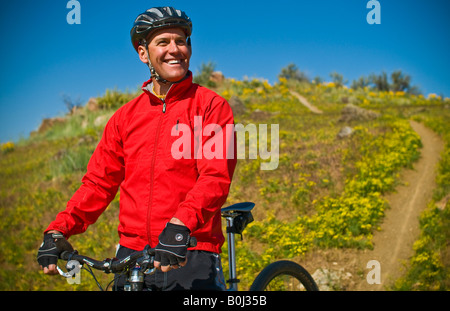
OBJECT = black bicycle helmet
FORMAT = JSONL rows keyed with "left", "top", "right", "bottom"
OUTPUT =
{"left": 130, "top": 6, "right": 192, "bottom": 52}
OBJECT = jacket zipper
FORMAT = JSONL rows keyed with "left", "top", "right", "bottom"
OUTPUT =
{"left": 146, "top": 86, "right": 171, "bottom": 244}
{"left": 160, "top": 83, "right": 172, "bottom": 113}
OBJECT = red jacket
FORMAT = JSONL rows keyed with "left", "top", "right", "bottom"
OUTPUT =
{"left": 46, "top": 73, "right": 237, "bottom": 253}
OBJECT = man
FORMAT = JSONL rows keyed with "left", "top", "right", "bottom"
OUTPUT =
{"left": 37, "top": 6, "right": 236, "bottom": 290}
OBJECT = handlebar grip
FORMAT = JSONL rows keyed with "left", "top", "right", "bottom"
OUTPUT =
{"left": 60, "top": 251, "right": 70, "bottom": 261}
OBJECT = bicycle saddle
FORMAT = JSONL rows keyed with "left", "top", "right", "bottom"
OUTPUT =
{"left": 221, "top": 202, "right": 255, "bottom": 214}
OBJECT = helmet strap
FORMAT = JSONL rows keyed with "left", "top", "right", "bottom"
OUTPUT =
{"left": 142, "top": 39, "right": 170, "bottom": 85}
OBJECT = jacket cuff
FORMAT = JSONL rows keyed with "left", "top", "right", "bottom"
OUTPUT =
{"left": 45, "top": 224, "right": 70, "bottom": 239}
{"left": 173, "top": 207, "right": 199, "bottom": 233}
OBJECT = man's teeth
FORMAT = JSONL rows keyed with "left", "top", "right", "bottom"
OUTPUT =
{"left": 167, "top": 60, "right": 181, "bottom": 64}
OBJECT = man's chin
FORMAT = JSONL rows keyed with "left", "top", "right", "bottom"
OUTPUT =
{"left": 163, "top": 73, "right": 188, "bottom": 83}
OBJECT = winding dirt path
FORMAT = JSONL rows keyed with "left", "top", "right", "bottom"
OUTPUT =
{"left": 356, "top": 120, "right": 444, "bottom": 290}
{"left": 303, "top": 120, "right": 444, "bottom": 290}
{"left": 289, "top": 91, "right": 323, "bottom": 114}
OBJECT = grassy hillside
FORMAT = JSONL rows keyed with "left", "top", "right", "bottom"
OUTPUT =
{"left": 0, "top": 78, "right": 448, "bottom": 290}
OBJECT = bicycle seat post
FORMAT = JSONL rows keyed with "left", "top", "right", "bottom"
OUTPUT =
{"left": 221, "top": 202, "right": 255, "bottom": 291}
{"left": 225, "top": 215, "right": 238, "bottom": 291}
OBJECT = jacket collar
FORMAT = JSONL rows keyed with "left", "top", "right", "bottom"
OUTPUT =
{"left": 141, "top": 71, "right": 193, "bottom": 104}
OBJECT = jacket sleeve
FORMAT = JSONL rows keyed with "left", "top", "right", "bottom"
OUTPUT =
{"left": 173, "top": 96, "right": 237, "bottom": 232}
{"left": 45, "top": 112, "right": 125, "bottom": 238}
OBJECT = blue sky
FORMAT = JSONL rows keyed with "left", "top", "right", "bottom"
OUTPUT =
{"left": 1, "top": 0, "right": 449, "bottom": 143}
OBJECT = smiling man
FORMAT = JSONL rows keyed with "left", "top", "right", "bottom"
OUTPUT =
{"left": 137, "top": 26, "right": 191, "bottom": 95}
{"left": 37, "top": 6, "right": 237, "bottom": 291}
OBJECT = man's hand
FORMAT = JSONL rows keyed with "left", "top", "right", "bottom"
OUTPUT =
{"left": 37, "top": 231, "right": 73, "bottom": 275}
{"left": 154, "top": 220, "right": 191, "bottom": 272}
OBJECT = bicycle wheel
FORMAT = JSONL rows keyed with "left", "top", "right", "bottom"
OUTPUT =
{"left": 250, "top": 260, "right": 319, "bottom": 291}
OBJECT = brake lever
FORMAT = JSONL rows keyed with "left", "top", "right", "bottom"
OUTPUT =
{"left": 57, "top": 265, "right": 72, "bottom": 278}
{"left": 137, "top": 245, "right": 156, "bottom": 275}
{"left": 57, "top": 260, "right": 82, "bottom": 278}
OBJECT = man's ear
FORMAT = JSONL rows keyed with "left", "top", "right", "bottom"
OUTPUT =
{"left": 137, "top": 45, "right": 149, "bottom": 64}
{"left": 187, "top": 37, "right": 192, "bottom": 55}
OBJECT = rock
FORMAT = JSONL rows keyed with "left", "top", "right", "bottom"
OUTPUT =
{"left": 436, "top": 194, "right": 450, "bottom": 211}
{"left": 339, "top": 104, "right": 380, "bottom": 122}
{"left": 311, "top": 268, "right": 352, "bottom": 291}
{"left": 228, "top": 96, "right": 246, "bottom": 115}
{"left": 209, "top": 71, "right": 225, "bottom": 85}
{"left": 337, "top": 126, "right": 353, "bottom": 139}
{"left": 86, "top": 97, "right": 99, "bottom": 112}
{"left": 94, "top": 112, "right": 113, "bottom": 127}
{"left": 341, "top": 96, "right": 349, "bottom": 104}
{"left": 37, "top": 117, "right": 66, "bottom": 133}
{"left": 94, "top": 115, "right": 108, "bottom": 127}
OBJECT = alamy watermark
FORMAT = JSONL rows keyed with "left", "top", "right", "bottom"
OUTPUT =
{"left": 366, "top": 260, "right": 381, "bottom": 285}
{"left": 366, "top": 0, "right": 381, "bottom": 24}
{"left": 67, "top": 0, "right": 81, "bottom": 25}
{"left": 171, "top": 117, "right": 279, "bottom": 171}
{"left": 59, "top": 260, "right": 82, "bottom": 284}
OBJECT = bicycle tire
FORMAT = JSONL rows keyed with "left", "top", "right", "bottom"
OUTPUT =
{"left": 250, "top": 260, "right": 319, "bottom": 291}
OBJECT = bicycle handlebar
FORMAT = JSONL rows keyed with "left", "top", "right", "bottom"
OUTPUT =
{"left": 60, "top": 246, "right": 153, "bottom": 274}
{"left": 59, "top": 237, "right": 197, "bottom": 274}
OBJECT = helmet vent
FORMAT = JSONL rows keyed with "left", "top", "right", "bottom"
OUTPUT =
{"left": 147, "top": 8, "right": 164, "bottom": 17}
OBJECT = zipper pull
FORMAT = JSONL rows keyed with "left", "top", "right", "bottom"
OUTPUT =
{"left": 162, "top": 101, "right": 166, "bottom": 113}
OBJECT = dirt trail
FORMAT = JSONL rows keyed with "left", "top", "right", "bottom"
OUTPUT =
{"left": 356, "top": 120, "right": 444, "bottom": 289}
{"left": 289, "top": 91, "right": 323, "bottom": 114}
{"left": 303, "top": 120, "right": 444, "bottom": 290}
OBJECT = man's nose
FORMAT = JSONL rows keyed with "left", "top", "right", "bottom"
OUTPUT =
{"left": 168, "top": 41, "right": 180, "bottom": 53}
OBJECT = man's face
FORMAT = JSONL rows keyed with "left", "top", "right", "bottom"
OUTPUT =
{"left": 140, "top": 27, "right": 191, "bottom": 82}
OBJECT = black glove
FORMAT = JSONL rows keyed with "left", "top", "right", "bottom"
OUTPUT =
{"left": 155, "top": 223, "right": 191, "bottom": 267}
{"left": 37, "top": 232, "right": 73, "bottom": 268}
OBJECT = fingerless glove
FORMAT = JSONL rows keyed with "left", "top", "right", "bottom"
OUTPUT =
{"left": 37, "top": 232, "right": 73, "bottom": 268}
{"left": 155, "top": 223, "right": 191, "bottom": 266}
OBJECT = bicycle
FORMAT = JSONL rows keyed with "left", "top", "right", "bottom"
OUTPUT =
{"left": 57, "top": 201, "right": 319, "bottom": 291}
